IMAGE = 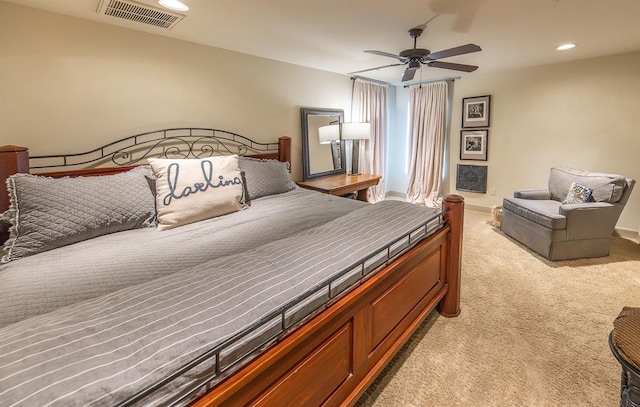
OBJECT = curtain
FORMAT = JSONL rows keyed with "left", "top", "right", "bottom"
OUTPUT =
{"left": 406, "top": 81, "right": 448, "bottom": 207}
{"left": 352, "top": 78, "right": 388, "bottom": 202}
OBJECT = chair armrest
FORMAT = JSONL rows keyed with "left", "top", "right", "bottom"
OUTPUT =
{"left": 514, "top": 189, "right": 551, "bottom": 200}
{"left": 560, "top": 202, "right": 621, "bottom": 240}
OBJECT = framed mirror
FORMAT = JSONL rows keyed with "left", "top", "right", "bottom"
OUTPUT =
{"left": 301, "top": 107, "right": 345, "bottom": 180}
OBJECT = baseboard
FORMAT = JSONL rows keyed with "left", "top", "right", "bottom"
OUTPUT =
{"left": 384, "top": 191, "right": 406, "bottom": 202}
{"left": 614, "top": 228, "right": 640, "bottom": 244}
{"left": 465, "top": 204, "right": 491, "bottom": 213}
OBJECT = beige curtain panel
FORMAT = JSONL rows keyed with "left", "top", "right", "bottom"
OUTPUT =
{"left": 352, "top": 78, "right": 388, "bottom": 203}
{"left": 406, "top": 81, "right": 448, "bottom": 207}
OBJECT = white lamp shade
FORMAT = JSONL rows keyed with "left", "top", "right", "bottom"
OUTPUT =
{"left": 318, "top": 124, "right": 340, "bottom": 144}
{"left": 341, "top": 122, "right": 370, "bottom": 140}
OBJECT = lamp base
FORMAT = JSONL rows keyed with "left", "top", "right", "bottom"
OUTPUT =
{"left": 350, "top": 139, "right": 361, "bottom": 176}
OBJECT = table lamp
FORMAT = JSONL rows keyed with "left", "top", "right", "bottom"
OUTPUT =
{"left": 341, "top": 122, "right": 370, "bottom": 176}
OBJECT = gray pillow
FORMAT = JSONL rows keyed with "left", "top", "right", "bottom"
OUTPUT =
{"left": 238, "top": 157, "right": 296, "bottom": 200}
{"left": 2, "top": 166, "right": 156, "bottom": 263}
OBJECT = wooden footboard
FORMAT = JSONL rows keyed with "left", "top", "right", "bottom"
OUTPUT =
{"left": 193, "top": 195, "right": 464, "bottom": 407}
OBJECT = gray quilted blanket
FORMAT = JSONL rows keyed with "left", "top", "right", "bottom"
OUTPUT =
{"left": 0, "top": 188, "right": 365, "bottom": 328}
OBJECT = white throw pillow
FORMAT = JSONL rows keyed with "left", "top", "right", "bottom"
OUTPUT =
{"left": 148, "top": 156, "right": 248, "bottom": 231}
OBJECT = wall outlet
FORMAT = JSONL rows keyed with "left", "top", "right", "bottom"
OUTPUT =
{"left": 489, "top": 187, "right": 496, "bottom": 196}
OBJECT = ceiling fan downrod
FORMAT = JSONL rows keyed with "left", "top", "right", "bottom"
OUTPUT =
{"left": 408, "top": 28, "right": 423, "bottom": 48}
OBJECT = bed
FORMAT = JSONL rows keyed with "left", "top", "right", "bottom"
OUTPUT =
{"left": 0, "top": 128, "right": 464, "bottom": 407}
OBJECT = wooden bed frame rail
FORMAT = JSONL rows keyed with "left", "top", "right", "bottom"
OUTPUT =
{"left": 191, "top": 195, "right": 463, "bottom": 407}
{"left": 0, "top": 134, "right": 463, "bottom": 407}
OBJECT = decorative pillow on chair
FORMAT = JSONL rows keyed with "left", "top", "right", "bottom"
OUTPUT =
{"left": 238, "top": 157, "right": 296, "bottom": 200}
{"left": 148, "top": 156, "right": 248, "bottom": 231}
{"left": 562, "top": 182, "right": 594, "bottom": 204}
{"left": 2, "top": 166, "right": 156, "bottom": 263}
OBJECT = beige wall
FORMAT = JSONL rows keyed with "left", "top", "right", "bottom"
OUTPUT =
{"left": 449, "top": 52, "right": 640, "bottom": 232}
{"left": 0, "top": 2, "right": 352, "bottom": 181}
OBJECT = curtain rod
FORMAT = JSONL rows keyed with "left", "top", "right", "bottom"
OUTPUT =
{"left": 349, "top": 76, "right": 391, "bottom": 86}
{"left": 403, "top": 76, "right": 460, "bottom": 88}
{"left": 349, "top": 75, "right": 459, "bottom": 87}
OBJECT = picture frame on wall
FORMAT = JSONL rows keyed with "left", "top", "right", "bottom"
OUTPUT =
{"left": 462, "top": 95, "right": 491, "bottom": 128}
{"left": 460, "top": 129, "right": 488, "bottom": 161}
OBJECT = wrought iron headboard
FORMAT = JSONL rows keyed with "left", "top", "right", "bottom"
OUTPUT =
{"left": 29, "top": 128, "right": 282, "bottom": 172}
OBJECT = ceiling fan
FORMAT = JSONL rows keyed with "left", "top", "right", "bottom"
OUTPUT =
{"left": 350, "top": 26, "right": 482, "bottom": 81}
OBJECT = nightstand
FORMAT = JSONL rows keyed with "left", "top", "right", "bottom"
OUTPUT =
{"left": 297, "top": 173, "right": 381, "bottom": 202}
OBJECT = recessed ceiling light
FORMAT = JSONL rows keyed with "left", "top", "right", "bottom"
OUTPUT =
{"left": 556, "top": 43, "right": 576, "bottom": 51}
{"left": 159, "top": 0, "right": 189, "bottom": 12}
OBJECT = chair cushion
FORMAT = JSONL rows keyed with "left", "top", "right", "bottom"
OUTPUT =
{"left": 503, "top": 197, "right": 566, "bottom": 230}
{"left": 549, "top": 167, "right": 627, "bottom": 203}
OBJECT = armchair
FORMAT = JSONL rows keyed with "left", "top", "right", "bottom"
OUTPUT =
{"left": 500, "top": 167, "right": 635, "bottom": 260}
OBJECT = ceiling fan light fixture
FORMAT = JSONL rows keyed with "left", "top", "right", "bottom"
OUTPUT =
{"left": 556, "top": 43, "right": 576, "bottom": 51}
{"left": 159, "top": 0, "right": 189, "bottom": 12}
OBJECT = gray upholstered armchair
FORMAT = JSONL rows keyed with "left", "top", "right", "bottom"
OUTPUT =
{"left": 501, "top": 167, "right": 635, "bottom": 260}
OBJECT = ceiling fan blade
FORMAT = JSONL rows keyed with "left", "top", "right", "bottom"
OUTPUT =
{"left": 364, "top": 50, "right": 409, "bottom": 63}
{"left": 401, "top": 66, "right": 418, "bottom": 82}
{"left": 348, "top": 62, "right": 407, "bottom": 75}
{"left": 427, "top": 44, "right": 481, "bottom": 60}
{"left": 427, "top": 61, "right": 478, "bottom": 72}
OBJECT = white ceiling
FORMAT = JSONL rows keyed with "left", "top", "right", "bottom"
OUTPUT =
{"left": 5, "top": 0, "right": 640, "bottom": 85}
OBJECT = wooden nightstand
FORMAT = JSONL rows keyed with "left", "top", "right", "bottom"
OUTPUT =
{"left": 297, "top": 173, "right": 381, "bottom": 202}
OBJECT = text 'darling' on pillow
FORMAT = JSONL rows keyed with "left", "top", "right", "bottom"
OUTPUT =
{"left": 238, "top": 157, "right": 296, "bottom": 200}
{"left": 148, "top": 155, "right": 248, "bottom": 231}
{"left": 2, "top": 166, "right": 156, "bottom": 263}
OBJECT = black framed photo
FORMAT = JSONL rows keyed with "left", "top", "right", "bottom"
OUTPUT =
{"left": 460, "top": 129, "right": 488, "bottom": 161}
{"left": 462, "top": 95, "right": 491, "bottom": 128}
{"left": 456, "top": 164, "right": 487, "bottom": 193}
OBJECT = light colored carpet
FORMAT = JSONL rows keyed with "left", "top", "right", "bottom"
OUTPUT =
{"left": 356, "top": 209, "right": 640, "bottom": 407}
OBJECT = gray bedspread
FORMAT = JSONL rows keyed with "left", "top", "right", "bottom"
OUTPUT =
{"left": 0, "top": 188, "right": 365, "bottom": 328}
{"left": 0, "top": 200, "right": 438, "bottom": 407}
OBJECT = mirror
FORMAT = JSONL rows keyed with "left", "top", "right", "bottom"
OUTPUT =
{"left": 301, "top": 107, "right": 345, "bottom": 180}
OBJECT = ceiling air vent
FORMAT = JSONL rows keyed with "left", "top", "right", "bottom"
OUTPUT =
{"left": 97, "top": 0, "right": 185, "bottom": 30}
